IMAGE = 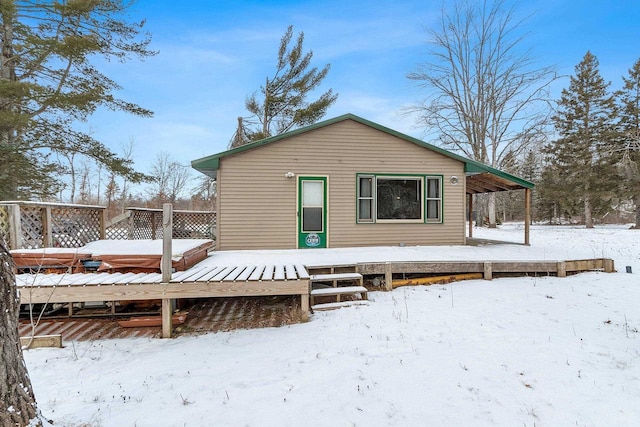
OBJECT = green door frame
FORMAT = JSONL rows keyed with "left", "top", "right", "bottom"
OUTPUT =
{"left": 297, "top": 176, "right": 328, "bottom": 249}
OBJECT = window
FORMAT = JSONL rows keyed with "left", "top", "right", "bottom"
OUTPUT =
{"left": 356, "top": 174, "right": 442, "bottom": 223}
{"left": 425, "top": 177, "right": 442, "bottom": 222}
{"left": 357, "top": 176, "right": 374, "bottom": 222}
{"left": 376, "top": 177, "right": 422, "bottom": 220}
{"left": 301, "top": 180, "right": 324, "bottom": 232}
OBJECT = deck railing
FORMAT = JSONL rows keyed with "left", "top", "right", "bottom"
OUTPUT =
{"left": 0, "top": 202, "right": 216, "bottom": 250}
{"left": 105, "top": 208, "right": 216, "bottom": 241}
{"left": 0, "top": 201, "right": 106, "bottom": 249}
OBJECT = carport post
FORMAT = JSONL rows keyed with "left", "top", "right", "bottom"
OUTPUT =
{"left": 161, "top": 203, "right": 173, "bottom": 338}
{"left": 468, "top": 193, "right": 473, "bottom": 239}
{"left": 524, "top": 188, "right": 531, "bottom": 246}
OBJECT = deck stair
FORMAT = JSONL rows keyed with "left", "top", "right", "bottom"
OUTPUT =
{"left": 309, "top": 272, "right": 367, "bottom": 310}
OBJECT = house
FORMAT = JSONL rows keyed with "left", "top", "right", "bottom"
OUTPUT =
{"left": 192, "top": 114, "right": 533, "bottom": 250}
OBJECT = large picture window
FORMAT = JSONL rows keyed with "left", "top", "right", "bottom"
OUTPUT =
{"left": 376, "top": 177, "right": 422, "bottom": 220}
{"left": 357, "top": 174, "right": 442, "bottom": 223}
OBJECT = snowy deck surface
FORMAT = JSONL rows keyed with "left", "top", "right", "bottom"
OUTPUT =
{"left": 12, "top": 239, "right": 214, "bottom": 260}
{"left": 199, "top": 224, "right": 620, "bottom": 267}
{"left": 16, "top": 264, "right": 310, "bottom": 288}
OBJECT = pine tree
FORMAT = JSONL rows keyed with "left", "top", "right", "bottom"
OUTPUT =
{"left": 235, "top": 25, "right": 338, "bottom": 147}
{"left": 0, "top": 0, "right": 155, "bottom": 200}
{"left": 616, "top": 58, "right": 640, "bottom": 228}
{"left": 544, "top": 52, "right": 617, "bottom": 228}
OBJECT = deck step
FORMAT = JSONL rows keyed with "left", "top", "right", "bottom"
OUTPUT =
{"left": 311, "top": 286, "right": 368, "bottom": 297}
{"left": 312, "top": 300, "right": 370, "bottom": 311}
{"left": 310, "top": 272, "right": 363, "bottom": 282}
{"left": 309, "top": 285, "right": 368, "bottom": 306}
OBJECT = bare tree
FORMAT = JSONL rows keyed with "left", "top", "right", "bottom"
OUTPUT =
{"left": 408, "top": 0, "right": 555, "bottom": 227}
{"left": 60, "top": 152, "right": 78, "bottom": 203}
{"left": 104, "top": 171, "right": 120, "bottom": 219}
{"left": 1, "top": 239, "right": 42, "bottom": 426}
{"left": 192, "top": 175, "right": 217, "bottom": 210}
{"left": 119, "top": 139, "right": 137, "bottom": 212}
{"left": 78, "top": 160, "right": 93, "bottom": 204}
{"left": 148, "top": 151, "right": 192, "bottom": 205}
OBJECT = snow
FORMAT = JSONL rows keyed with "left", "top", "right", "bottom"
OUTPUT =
{"left": 81, "top": 239, "right": 213, "bottom": 258}
{"left": 22, "top": 224, "right": 640, "bottom": 426}
{"left": 199, "top": 224, "right": 633, "bottom": 267}
{"left": 11, "top": 239, "right": 214, "bottom": 260}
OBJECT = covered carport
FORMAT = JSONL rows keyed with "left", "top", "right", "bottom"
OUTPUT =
{"left": 464, "top": 162, "right": 534, "bottom": 245}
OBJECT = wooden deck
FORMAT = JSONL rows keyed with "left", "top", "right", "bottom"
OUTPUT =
{"left": 356, "top": 258, "right": 615, "bottom": 291}
{"left": 17, "top": 264, "right": 311, "bottom": 318}
{"left": 16, "top": 257, "right": 615, "bottom": 339}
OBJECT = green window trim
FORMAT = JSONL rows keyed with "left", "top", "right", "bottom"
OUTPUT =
{"left": 356, "top": 173, "right": 443, "bottom": 224}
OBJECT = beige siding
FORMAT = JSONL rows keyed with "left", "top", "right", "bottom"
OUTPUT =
{"left": 218, "top": 119, "right": 466, "bottom": 250}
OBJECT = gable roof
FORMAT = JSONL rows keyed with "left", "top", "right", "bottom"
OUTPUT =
{"left": 191, "top": 114, "right": 533, "bottom": 193}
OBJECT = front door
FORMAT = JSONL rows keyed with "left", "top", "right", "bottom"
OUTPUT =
{"left": 297, "top": 176, "right": 327, "bottom": 248}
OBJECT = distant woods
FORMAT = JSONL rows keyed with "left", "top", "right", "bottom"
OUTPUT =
{"left": 410, "top": 0, "right": 639, "bottom": 228}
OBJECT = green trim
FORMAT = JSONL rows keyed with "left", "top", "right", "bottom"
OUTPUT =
{"left": 355, "top": 173, "right": 444, "bottom": 224}
{"left": 191, "top": 113, "right": 534, "bottom": 189}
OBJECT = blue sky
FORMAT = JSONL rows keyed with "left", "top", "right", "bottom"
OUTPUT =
{"left": 84, "top": 0, "right": 640, "bottom": 185}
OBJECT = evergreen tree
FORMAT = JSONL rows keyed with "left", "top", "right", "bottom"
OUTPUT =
{"left": 0, "top": 0, "right": 155, "bottom": 200}
{"left": 616, "top": 58, "right": 640, "bottom": 228}
{"left": 234, "top": 25, "right": 338, "bottom": 147}
{"left": 544, "top": 52, "right": 617, "bottom": 228}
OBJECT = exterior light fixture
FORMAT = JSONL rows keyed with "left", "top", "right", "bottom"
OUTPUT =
{"left": 449, "top": 176, "right": 459, "bottom": 185}
{"left": 285, "top": 171, "right": 295, "bottom": 178}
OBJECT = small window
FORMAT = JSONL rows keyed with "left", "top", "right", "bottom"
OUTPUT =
{"left": 425, "top": 177, "right": 442, "bottom": 222}
{"left": 357, "top": 175, "right": 374, "bottom": 222}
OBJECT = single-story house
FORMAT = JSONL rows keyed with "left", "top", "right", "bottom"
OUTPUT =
{"left": 192, "top": 114, "right": 533, "bottom": 250}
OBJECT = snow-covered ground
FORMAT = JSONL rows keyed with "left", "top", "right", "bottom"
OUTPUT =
{"left": 24, "top": 224, "right": 640, "bottom": 426}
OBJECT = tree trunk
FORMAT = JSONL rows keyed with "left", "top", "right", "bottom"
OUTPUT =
{"left": 0, "top": 239, "right": 41, "bottom": 426}
{"left": 584, "top": 196, "right": 594, "bottom": 228}
{"left": 633, "top": 196, "right": 640, "bottom": 229}
{"left": 488, "top": 192, "right": 497, "bottom": 228}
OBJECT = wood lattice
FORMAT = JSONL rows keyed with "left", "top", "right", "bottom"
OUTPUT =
{"left": 105, "top": 208, "right": 216, "bottom": 241}
{"left": 0, "top": 202, "right": 105, "bottom": 249}
{"left": 132, "top": 210, "right": 158, "bottom": 239}
{"left": 173, "top": 210, "right": 216, "bottom": 239}
{"left": 51, "top": 207, "right": 102, "bottom": 247}
{"left": 3, "top": 203, "right": 216, "bottom": 249}
{"left": 20, "top": 206, "right": 45, "bottom": 249}
{"left": 0, "top": 205, "right": 10, "bottom": 245}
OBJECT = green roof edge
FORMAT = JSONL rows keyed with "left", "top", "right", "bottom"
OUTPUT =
{"left": 191, "top": 113, "right": 534, "bottom": 189}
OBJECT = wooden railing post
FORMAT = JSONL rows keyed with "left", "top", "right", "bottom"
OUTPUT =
{"left": 161, "top": 203, "right": 173, "bottom": 338}
{"left": 99, "top": 208, "right": 107, "bottom": 240}
{"left": 8, "top": 204, "right": 22, "bottom": 249}
{"left": 43, "top": 206, "right": 53, "bottom": 247}
{"left": 128, "top": 209, "right": 135, "bottom": 240}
